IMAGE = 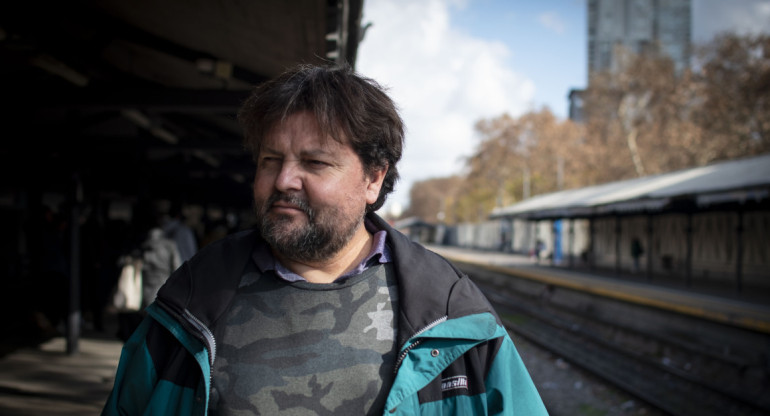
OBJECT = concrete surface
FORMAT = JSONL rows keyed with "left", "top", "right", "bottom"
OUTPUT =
{"left": 0, "top": 317, "right": 122, "bottom": 416}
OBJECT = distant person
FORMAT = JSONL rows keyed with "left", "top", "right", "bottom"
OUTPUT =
{"left": 112, "top": 251, "right": 143, "bottom": 342}
{"left": 115, "top": 211, "right": 182, "bottom": 342}
{"left": 631, "top": 237, "right": 644, "bottom": 274}
{"left": 161, "top": 201, "right": 198, "bottom": 262}
{"left": 533, "top": 239, "right": 545, "bottom": 263}
{"left": 140, "top": 226, "right": 182, "bottom": 310}
{"left": 102, "top": 63, "right": 547, "bottom": 415}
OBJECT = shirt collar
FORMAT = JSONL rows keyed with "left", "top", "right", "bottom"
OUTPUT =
{"left": 251, "top": 218, "right": 391, "bottom": 283}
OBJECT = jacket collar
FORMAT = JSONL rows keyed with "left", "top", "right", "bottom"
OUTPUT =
{"left": 157, "top": 213, "right": 497, "bottom": 349}
{"left": 156, "top": 228, "right": 261, "bottom": 329}
{"left": 367, "top": 214, "right": 498, "bottom": 347}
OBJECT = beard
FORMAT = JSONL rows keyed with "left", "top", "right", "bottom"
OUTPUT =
{"left": 254, "top": 192, "right": 365, "bottom": 263}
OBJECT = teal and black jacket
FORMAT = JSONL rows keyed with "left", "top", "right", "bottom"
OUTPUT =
{"left": 102, "top": 214, "right": 548, "bottom": 415}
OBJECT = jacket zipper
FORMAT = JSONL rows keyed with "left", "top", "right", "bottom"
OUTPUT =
{"left": 156, "top": 300, "right": 217, "bottom": 368}
{"left": 183, "top": 309, "right": 217, "bottom": 368}
{"left": 155, "top": 299, "right": 219, "bottom": 412}
{"left": 393, "top": 315, "right": 447, "bottom": 374}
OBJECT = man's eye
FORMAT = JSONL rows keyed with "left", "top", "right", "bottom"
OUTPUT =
{"left": 306, "top": 160, "right": 329, "bottom": 167}
{"left": 259, "top": 156, "right": 281, "bottom": 167}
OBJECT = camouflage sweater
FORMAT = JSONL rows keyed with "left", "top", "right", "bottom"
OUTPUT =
{"left": 101, "top": 213, "right": 548, "bottom": 415}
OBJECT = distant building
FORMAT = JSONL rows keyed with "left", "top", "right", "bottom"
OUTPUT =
{"left": 588, "top": 0, "right": 691, "bottom": 75}
{"left": 567, "top": 88, "right": 586, "bottom": 123}
{"left": 570, "top": 0, "right": 692, "bottom": 122}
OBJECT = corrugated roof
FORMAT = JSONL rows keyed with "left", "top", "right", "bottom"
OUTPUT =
{"left": 490, "top": 153, "right": 770, "bottom": 219}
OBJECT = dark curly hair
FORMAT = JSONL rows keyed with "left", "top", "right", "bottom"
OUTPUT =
{"left": 238, "top": 63, "right": 404, "bottom": 213}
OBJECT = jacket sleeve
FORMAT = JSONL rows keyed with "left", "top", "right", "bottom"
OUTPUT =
{"left": 101, "top": 312, "right": 205, "bottom": 416}
{"left": 101, "top": 317, "right": 160, "bottom": 416}
{"left": 484, "top": 332, "right": 549, "bottom": 415}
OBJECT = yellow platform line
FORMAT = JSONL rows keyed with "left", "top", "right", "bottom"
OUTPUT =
{"left": 442, "top": 253, "right": 770, "bottom": 335}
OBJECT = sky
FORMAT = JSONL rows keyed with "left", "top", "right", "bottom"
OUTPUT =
{"left": 355, "top": 0, "right": 770, "bottom": 217}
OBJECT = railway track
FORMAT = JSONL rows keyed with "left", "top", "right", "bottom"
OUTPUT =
{"left": 459, "top": 262, "right": 770, "bottom": 416}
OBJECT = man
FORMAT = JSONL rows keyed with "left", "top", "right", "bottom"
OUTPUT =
{"left": 102, "top": 64, "right": 547, "bottom": 415}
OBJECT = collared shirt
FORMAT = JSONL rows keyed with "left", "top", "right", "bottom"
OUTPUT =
{"left": 252, "top": 219, "right": 392, "bottom": 283}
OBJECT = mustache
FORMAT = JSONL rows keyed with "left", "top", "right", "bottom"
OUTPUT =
{"left": 266, "top": 192, "right": 314, "bottom": 217}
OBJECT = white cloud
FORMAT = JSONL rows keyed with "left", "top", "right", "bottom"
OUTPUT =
{"left": 356, "top": 0, "right": 535, "bottom": 214}
{"left": 538, "top": 12, "right": 567, "bottom": 34}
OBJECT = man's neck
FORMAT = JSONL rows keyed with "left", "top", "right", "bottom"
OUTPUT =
{"left": 273, "top": 225, "right": 374, "bottom": 284}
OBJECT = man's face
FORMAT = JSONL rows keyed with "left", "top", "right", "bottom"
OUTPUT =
{"left": 253, "top": 111, "right": 384, "bottom": 263}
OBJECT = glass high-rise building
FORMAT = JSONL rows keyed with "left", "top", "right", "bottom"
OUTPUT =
{"left": 587, "top": 0, "right": 691, "bottom": 77}
{"left": 569, "top": 0, "right": 691, "bottom": 122}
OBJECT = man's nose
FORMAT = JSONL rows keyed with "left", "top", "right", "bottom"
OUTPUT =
{"left": 274, "top": 160, "right": 302, "bottom": 192}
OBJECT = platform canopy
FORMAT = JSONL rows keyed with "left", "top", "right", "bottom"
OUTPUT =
{"left": 490, "top": 153, "right": 770, "bottom": 220}
{"left": 0, "top": 0, "right": 364, "bottom": 210}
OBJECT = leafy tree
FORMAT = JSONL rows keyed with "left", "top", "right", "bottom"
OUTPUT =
{"left": 402, "top": 176, "right": 463, "bottom": 223}
{"left": 582, "top": 46, "right": 705, "bottom": 182}
{"left": 581, "top": 34, "right": 769, "bottom": 180}
{"left": 453, "top": 109, "right": 584, "bottom": 223}
{"left": 694, "top": 34, "right": 770, "bottom": 159}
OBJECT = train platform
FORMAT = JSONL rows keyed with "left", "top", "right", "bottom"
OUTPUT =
{"left": 0, "top": 313, "right": 122, "bottom": 416}
{"left": 427, "top": 245, "right": 770, "bottom": 334}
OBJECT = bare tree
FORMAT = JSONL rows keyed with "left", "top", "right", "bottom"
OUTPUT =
{"left": 694, "top": 33, "right": 770, "bottom": 159}
{"left": 582, "top": 45, "right": 705, "bottom": 181}
{"left": 402, "top": 176, "right": 463, "bottom": 224}
{"left": 452, "top": 109, "right": 584, "bottom": 222}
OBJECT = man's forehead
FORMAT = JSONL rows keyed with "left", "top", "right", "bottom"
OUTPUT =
{"left": 261, "top": 142, "right": 340, "bottom": 156}
{"left": 263, "top": 113, "right": 350, "bottom": 152}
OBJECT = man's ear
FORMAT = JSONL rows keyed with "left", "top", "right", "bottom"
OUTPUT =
{"left": 365, "top": 165, "right": 387, "bottom": 205}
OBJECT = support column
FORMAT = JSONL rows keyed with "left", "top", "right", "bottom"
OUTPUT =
{"left": 567, "top": 218, "right": 575, "bottom": 269}
{"left": 685, "top": 213, "right": 693, "bottom": 288}
{"left": 646, "top": 214, "right": 654, "bottom": 282}
{"left": 551, "top": 220, "right": 557, "bottom": 267}
{"left": 589, "top": 217, "right": 595, "bottom": 270}
{"left": 66, "top": 174, "right": 82, "bottom": 355}
{"left": 736, "top": 210, "right": 744, "bottom": 294}
{"left": 615, "top": 215, "right": 622, "bottom": 277}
